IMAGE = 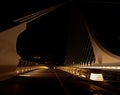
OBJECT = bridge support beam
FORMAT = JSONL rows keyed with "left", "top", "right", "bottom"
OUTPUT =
{"left": 87, "top": 27, "right": 120, "bottom": 66}
{"left": 0, "top": 23, "right": 26, "bottom": 81}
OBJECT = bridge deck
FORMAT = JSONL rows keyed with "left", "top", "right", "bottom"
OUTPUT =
{"left": 0, "top": 68, "right": 119, "bottom": 95}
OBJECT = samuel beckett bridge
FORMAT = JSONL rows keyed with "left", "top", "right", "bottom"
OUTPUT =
{"left": 0, "top": 1, "right": 120, "bottom": 95}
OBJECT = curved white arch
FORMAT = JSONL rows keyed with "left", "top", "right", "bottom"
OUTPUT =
{"left": 0, "top": 23, "right": 27, "bottom": 81}
{"left": 87, "top": 26, "right": 120, "bottom": 66}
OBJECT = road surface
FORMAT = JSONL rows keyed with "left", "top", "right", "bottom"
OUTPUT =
{"left": 0, "top": 68, "right": 119, "bottom": 95}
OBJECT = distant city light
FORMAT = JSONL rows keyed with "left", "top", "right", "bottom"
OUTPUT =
{"left": 33, "top": 56, "right": 41, "bottom": 59}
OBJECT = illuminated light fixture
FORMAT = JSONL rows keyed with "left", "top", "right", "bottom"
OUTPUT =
{"left": 22, "top": 69, "right": 24, "bottom": 72}
{"left": 81, "top": 74, "right": 86, "bottom": 78}
{"left": 16, "top": 70, "right": 19, "bottom": 74}
{"left": 79, "top": 66, "right": 120, "bottom": 70}
{"left": 37, "top": 66, "right": 49, "bottom": 69}
{"left": 19, "top": 74, "right": 31, "bottom": 77}
{"left": 90, "top": 73, "right": 104, "bottom": 81}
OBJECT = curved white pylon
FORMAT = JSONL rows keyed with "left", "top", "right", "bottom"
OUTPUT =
{"left": 87, "top": 26, "right": 120, "bottom": 66}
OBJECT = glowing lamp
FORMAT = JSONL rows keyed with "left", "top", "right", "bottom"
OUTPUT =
{"left": 90, "top": 73, "right": 104, "bottom": 81}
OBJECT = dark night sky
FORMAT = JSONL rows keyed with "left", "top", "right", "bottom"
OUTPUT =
{"left": 16, "top": 1, "right": 69, "bottom": 65}
{"left": 75, "top": 1, "right": 120, "bottom": 56}
{"left": 0, "top": 0, "right": 69, "bottom": 28}
{"left": 0, "top": 0, "right": 69, "bottom": 65}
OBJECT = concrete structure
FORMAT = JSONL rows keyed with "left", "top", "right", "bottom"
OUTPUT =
{"left": 64, "top": 2, "right": 120, "bottom": 67}
{"left": 88, "top": 28, "right": 120, "bottom": 66}
{"left": 0, "top": 3, "right": 64, "bottom": 81}
{"left": 0, "top": 23, "right": 27, "bottom": 81}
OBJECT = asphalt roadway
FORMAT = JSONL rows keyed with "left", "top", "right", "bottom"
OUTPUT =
{"left": 0, "top": 68, "right": 119, "bottom": 95}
